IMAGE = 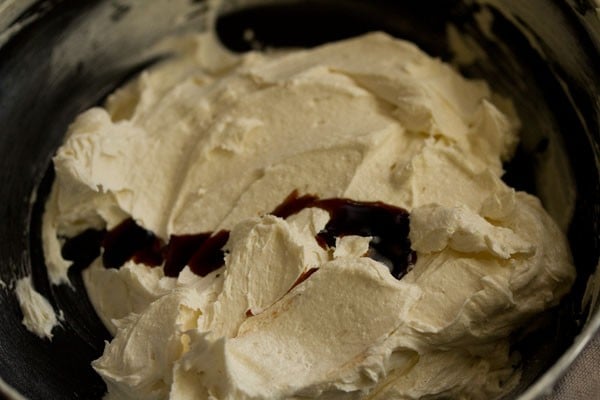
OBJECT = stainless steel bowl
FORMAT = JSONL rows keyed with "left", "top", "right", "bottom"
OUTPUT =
{"left": 0, "top": 1, "right": 598, "bottom": 399}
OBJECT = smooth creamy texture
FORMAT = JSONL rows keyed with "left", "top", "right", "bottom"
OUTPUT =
{"left": 43, "top": 32, "right": 575, "bottom": 399}
{"left": 15, "top": 276, "right": 59, "bottom": 340}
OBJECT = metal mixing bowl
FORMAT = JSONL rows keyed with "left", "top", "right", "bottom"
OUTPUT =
{"left": 0, "top": 1, "right": 598, "bottom": 399}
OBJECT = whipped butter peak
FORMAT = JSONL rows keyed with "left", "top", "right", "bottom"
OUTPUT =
{"left": 42, "top": 32, "right": 575, "bottom": 400}
{"left": 15, "top": 276, "right": 60, "bottom": 340}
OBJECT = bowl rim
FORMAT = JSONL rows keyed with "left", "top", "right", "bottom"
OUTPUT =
{"left": 0, "top": 376, "right": 25, "bottom": 400}
{"left": 518, "top": 262, "right": 600, "bottom": 399}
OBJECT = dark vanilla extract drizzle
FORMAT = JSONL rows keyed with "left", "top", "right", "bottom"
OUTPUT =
{"left": 61, "top": 190, "right": 416, "bottom": 280}
{"left": 273, "top": 190, "right": 416, "bottom": 279}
